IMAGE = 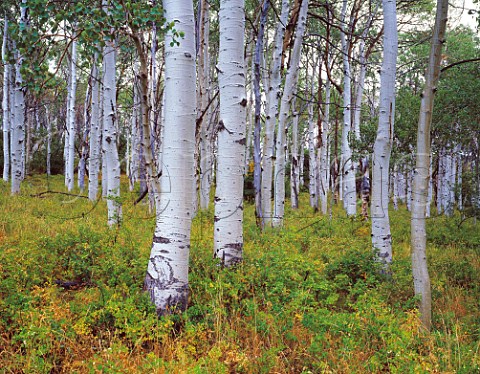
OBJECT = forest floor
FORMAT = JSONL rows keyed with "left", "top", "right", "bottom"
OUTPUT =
{"left": 0, "top": 175, "right": 479, "bottom": 373}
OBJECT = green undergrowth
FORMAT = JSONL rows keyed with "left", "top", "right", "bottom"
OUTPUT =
{"left": 0, "top": 175, "right": 479, "bottom": 373}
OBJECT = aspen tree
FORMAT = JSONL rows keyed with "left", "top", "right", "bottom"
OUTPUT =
{"left": 214, "top": 0, "right": 247, "bottom": 266}
{"left": 2, "top": 18, "right": 10, "bottom": 182}
{"left": 371, "top": 0, "right": 398, "bottom": 266}
{"left": 102, "top": 0, "right": 122, "bottom": 226}
{"left": 144, "top": 0, "right": 196, "bottom": 314}
{"left": 262, "top": 0, "right": 290, "bottom": 227}
{"left": 411, "top": 0, "right": 449, "bottom": 331}
{"left": 272, "top": 0, "right": 308, "bottom": 227}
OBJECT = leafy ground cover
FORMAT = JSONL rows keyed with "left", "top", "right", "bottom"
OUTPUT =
{"left": 0, "top": 175, "right": 479, "bottom": 373}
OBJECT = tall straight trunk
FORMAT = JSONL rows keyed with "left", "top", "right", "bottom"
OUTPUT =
{"left": 88, "top": 54, "right": 101, "bottom": 201}
{"left": 319, "top": 72, "right": 331, "bottom": 214}
{"left": 214, "top": 0, "right": 247, "bottom": 266}
{"left": 426, "top": 159, "right": 433, "bottom": 217}
{"left": 128, "top": 66, "right": 140, "bottom": 191}
{"left": 2, "top": 18, "right": 10, "bottom": 182}
{"left": 290, "top": 97, "right": 299, "bottom": 209}
{"left": 262, "top": 0, "right": 290, "bottom": 227}
{"left": 253, "top": 1, "right": 269, "bottom": 225}
{"left": 340, "top": 0, "right": 356, "bottom": 216}
{"left": 46, "top": 107, "right": 52, "bottom": 176}
{"left": 371, "top": 0, "right": 397, "bottom": 266}
{"left": 78, "top": 76, "right": 91, "bottom": 191}
{"left": 144, "top": 0, "right": 196, "bottom": 314}
{"left": 11, "top": 47, "right": 25, "bottom": 195}
{"left": 199, "top": 0, "right": 213, "bottom": 210}
{"left": 307, "top": 66, "right": 318, "bottom": 210}
{"left": 65, "top": 39, "right": 77, "bottom": 191}
{"left": 411, "top": 0, "right": 448, "bottom": 331}
{"left": 272, "top": 0, "right": 308, "bottom": 227}
{"left": 131, "top": 32, "right": 161, "bottom": 210}
{"left": 102, "top": 5, "right": 122, "bottom": 225}
{"left": 456, "top": 152, "right": 463, "bottom": 211}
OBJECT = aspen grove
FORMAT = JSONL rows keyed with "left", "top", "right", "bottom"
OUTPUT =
{"left": 0, "top": 0, "right": 479, "bottom": 371}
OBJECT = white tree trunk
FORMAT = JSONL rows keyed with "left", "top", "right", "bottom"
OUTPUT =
{"left": 11, "top": 47, "right": 25, "bottom": 195}
{"left": 2, "top": 19, "right": 10, "bottom": 182}
{"left": 199, "top": 0, "right": 213, "bottom": 210}
{"left": 371, "top": 0, "right": 398, "bottom": 266}
{"left": 457, "top": 152, "right": 463, "bottom": 211}
{"left": 65, "top": 40, "right": 77, "bottom": 191}
{"left": 261, "top": 0, "right": 290, "bottom": 227}
{"left": 88, "top": 54, "right": 101, "bottom": 201}
{"left": 411, "top": 0, "right": 448, "bottom": 331}
{"left": 308, "top": 79, "right": 318, "bottom": 210}
{"left": 272, "top": 0, "right": 309, "bottom": 227}
{"left": 290, "top": 98, "right": 299, "bottom": 209}
{"left": 214, "top": 0, "right": 247, "bottom": 266}
{"left": 319, "top": 75, "right": 331, "bottom": 215}
{"left": 102, "top": 12, "right": 122, "bottom": 225}
{"left": 78, "top": 75, "right": 91, "bottom": 191}
{"left": 426, "top": 159, "right": 433, "bottom": 217}
{"left": 340, "top": 0, "right": 356, "bottom": 216}
{"left": 46, "top": 107, "right": 52, "bottom": 176}
{"left": 144, "top": 0, "right": 196, "bottom": 314}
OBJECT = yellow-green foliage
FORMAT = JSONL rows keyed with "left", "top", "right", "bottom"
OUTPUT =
{"left": 0, "top": 176, "right": 479, "bottom": 373}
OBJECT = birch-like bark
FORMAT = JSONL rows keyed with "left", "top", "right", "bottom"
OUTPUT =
{"left": 65, "top": 39, "right": 77, "bottom": 191}
{"left": 78, "top": 75, "right": 91, "bottom": 191}
{"left": 371, "top": 0, "right": 397, "bottom": 266}
{"left": 319, "top": 73, "right": 331, "bottom": 214}
{"left": 272, "top": 0, "right": 308, "bottom": 227}
{"left": 253, "top": 1, "right": 269, "bottom": 224}
{"left": 102, "top": 5, "right": 122, "bottom": 225}
{"left": 411, "top": 0, "right": 448, "bottom": 331}
{"left": 457, "top": 152, "right": 463, "bottom": 211}
{"left": 144, "top": 0, "right": 196, "bottom": 314}
{"left": 2, "top": 19, "right": 10, "bottom": 182}
{"left": 308, "top": 73, "right": 318, "bottom": 210}
{"left": 214, "top": 0, "right": 247, "bottom": 266}
{"left": 340, "top": 0, "right": 356, "bottom": 216}
{"left": 11, "top": 47, "right": 25, "bottom": 195}
{"left": 46, "top": 107, "right": 52, "bottom": 176}
{"left": 290, "top": 97, "right": 299, "bottom": 209}
{"left": 88, "top": 54, "right": 101, "bottom": 201}
{"left": 131, "top": 32, "right": 161, "bottom": 210}
{"left": 128, "top": 66, "right": 140, "bottom": 191}
{"left": 262, "top": 0, "right": 290, "bottom": 227}
{"left": 199, "top": 0, "right": 213, "bottom": 210}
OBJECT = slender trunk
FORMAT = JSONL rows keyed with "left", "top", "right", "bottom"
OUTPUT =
{"left": 214, "top": 0, "right": 247, "bottom": 266}
{"left": 131, "top": 32, "right": 161, "bottom": 210}
{"left": 319, "top": 73, "right": 331, "bottom": 214}
{"left": 253, "top": 1, "right": 269, "bottom": 225}
{"left": 340, "top": 0, "right": 356, "bottom": 216}
{"left": 88, "top": 54, "right": 101, "bottom": 201}
{"left": 308, "top": 74, "right": 318, "bottom": 210}
{"left": 2, "top": 18, "right": 10, "bottom": 182}
{"left": 290, "top": 97, "right": 299, "bottom": 209}
{"left": 199, "top": 0, "right": 213, "bottom": 210}
{"left": 102, "top": 6, "right": 122, "bottom": 225}
{"left": 46, "top": 107, "right": 52, "bottom": 176}
{"left": 457, "top": 151, "right": 462, "bottom": 211}
{"left": 371, "top": 0, "right": 397, "bottom": 265}
{"left": 79, "top": 75, "right": 91, "bottom": 191}
{"left": 262, "top": 0, "right": 290, "bottom": 227}
{"left": 272, "top": 0, "right": 308, "bottom": 227}
{"left": 11, "top": 47, "right": 25, "bottom": 195}
{"left": 411, "top": 0, "right": 449, "bottom": 331}
{"left": 66, "top": 40, "right": 77, "bottom": 191}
